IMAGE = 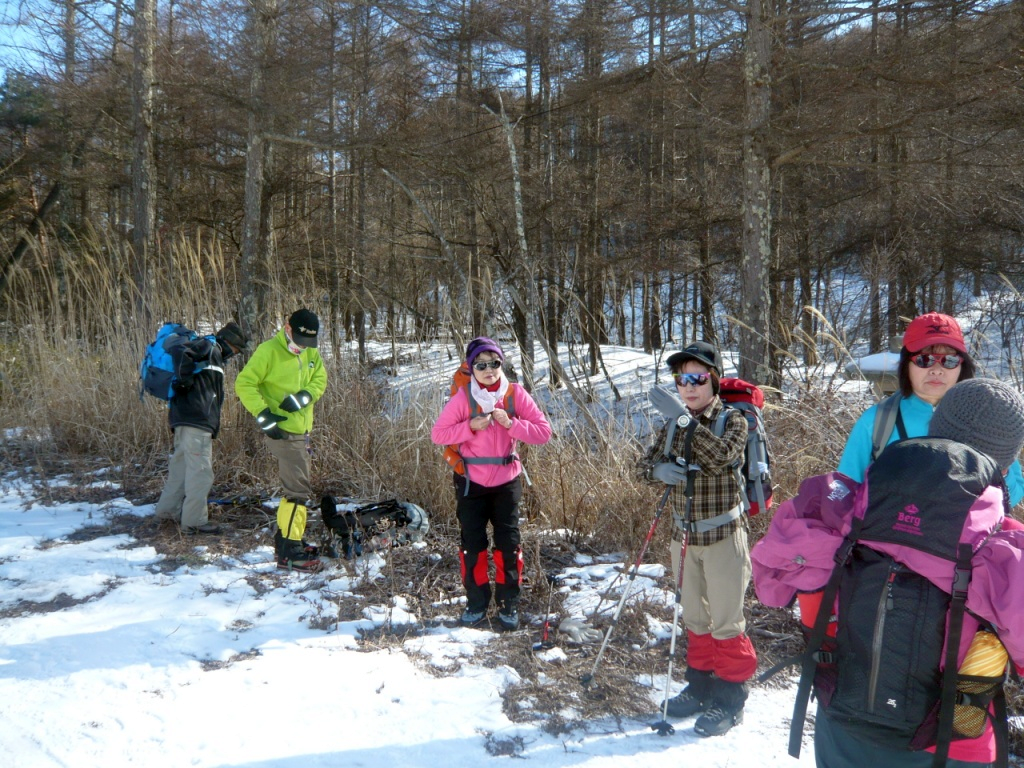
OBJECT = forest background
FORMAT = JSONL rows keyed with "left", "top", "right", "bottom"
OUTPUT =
{"left": 2, "top": 0, "right": 1024, "bottom": 528}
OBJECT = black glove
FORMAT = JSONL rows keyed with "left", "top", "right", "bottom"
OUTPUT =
{"left": 256, "top": 408, "right": 287, "bottom": 439}
{"left": 279, "top": 390, "right": 313, "bottom": 413}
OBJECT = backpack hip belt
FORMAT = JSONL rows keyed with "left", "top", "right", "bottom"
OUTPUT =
{"left": 462, "top": 453, "right": 519, "bottom": 467}
{"left": 677, "top": 503, "right": 743, "bottom": 534}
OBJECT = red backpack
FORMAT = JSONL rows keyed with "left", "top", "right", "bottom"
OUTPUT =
{"left": 715, "top": 377, "right": 773, "bottom": 515}
{"left": 441, "top": 362, "right": 517, "bottom": 476}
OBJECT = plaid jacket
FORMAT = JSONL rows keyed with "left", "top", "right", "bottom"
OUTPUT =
{"left": 637, "top": 396, "right": 748, "bottom": 546}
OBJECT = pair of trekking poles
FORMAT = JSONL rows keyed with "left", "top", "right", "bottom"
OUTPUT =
{"left": 581, "top": 414, "right": 698, "bottom": 737}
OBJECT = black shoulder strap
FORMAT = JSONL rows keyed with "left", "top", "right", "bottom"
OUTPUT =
{"left": 932, "top": 542, "right": 973, "bottom": 768}
{"left": 992, "top": 685, "right": 1009, "bottom": 768}
{"left": 682, "top": 421, "right": 699, "bottom": 510}
{"left": 894, "top": 407, "right": 908, "bottom": 443}
{"left": 787, "top": 515, "right": 864, "bottom": 759}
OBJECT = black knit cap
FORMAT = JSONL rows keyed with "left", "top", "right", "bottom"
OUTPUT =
{"left": 666, "top": 340, "right": 723, "bottom": 377}
{"left": 216, "top": 321, "right": 249, "bottom": 352}
{"left": 288, "top": 309, "right": 319, "bottom": 348}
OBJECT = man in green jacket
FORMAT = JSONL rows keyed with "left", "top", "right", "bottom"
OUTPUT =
{"left": 236, "top": 309, "right": 328, "bottom": 572}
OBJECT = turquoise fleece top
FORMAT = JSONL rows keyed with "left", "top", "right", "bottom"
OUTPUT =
{"left": 837, "top": 392, "right": 1024, "bottom": 507}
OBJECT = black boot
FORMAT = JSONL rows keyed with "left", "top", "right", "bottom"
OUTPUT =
{"left": 694, "top": 679, "right": 747, "bottom": 737}
{"left": 666, "top": 668, "right": 713, "bottom": 718}
{"left": 275, "top": 531, "right": 323, "bottom": 573}
{"left": 460, "top": 549, "right": 492, "bottom": 617}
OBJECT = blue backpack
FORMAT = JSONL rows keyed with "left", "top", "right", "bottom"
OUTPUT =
{"left": 139, "top": 323, "right": 208, "bottom": 401}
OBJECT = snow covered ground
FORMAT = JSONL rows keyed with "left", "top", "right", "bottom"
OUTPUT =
{"left": 0, "top": 338, "right": 837, "bottom": 767}
{"left": 0, "top": 473, "right": 817, "bottom": 768}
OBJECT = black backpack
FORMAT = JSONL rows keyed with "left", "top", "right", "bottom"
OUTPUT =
{"left": 320, "top": 496, "right": 429, "bottom": 559}
{"left": 785, "top": 439, "right": 1010, "bottom": 767}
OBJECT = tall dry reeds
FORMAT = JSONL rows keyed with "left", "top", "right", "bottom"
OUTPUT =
{"left": 0, "top": 235, "right": 862, "bottom": 552}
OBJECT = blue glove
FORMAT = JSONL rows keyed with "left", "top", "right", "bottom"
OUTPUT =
{"left": 279, "top": 390, "right": 312, "bottom": 413}
{"left": 651, "top": 461, "right": 689, "bottom": 485}
{"left": 256, "top": 408, "right": 287, "bottom": 439}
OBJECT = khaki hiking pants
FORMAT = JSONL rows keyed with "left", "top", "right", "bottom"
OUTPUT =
{"left": 266, "top": 431, "right": 312, "bottom": 502}
{"left": 155, "top": 425, "right": 214, "bottom": 529}
{"left": 670, "top": 525, "right": 751, "bottom": 639}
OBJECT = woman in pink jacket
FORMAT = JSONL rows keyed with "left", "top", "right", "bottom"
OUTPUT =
{"left": 431, "top": 337, "right": 552, "bottom": 630}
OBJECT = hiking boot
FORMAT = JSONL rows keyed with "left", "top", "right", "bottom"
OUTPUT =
{"left": 461, "top": 608, "right": 487, "bottom": 626}
{"left": 665, "top": 687, "right": 709, "bottom": 718}
{"left": 275, "top": 532, "right": 322, "bottom": 573}
{"left": 185, "top": 523, "right": 221, "bottom": 535}
{"left": 276, "top": 554, "right": 324, "bottom": 573}
{"left": 497, "top": 608, "right": 520, "bottom": 631}
{"left": 693, "top": 703, "right": 743, "bottom": 737}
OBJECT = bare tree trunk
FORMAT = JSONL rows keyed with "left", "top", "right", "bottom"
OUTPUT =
{"left": 738, "top": 0, "right": 773, "bottom": 385}
{"left": 688, "top": 0, "right": 716, "bottom": 347}
{"left": 868, "top": 0, "right": 885, "bottom": 353}
{"left": 327, "top": 6, "right": 341, "bottom": 356}
{"left": 491, "top": 100, "right": 537, "bottom": 390}
{"left": 239, "top": 0, "right": 278, "bottom": 339}
{"left": 539, "top": 5, "right": 562, "bottom": 388}
{"left": 132, "top": 0, "right": 157, "bottom": 317}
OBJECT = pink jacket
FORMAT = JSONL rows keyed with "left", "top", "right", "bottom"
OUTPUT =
{"left": 751, "top": 471, "right": 1024, "bottom": 763}
{"left": 431, "top": 383, "right": 552, "bottom": 487}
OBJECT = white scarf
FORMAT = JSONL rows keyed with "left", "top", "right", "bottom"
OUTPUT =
{"left": 469, "top": 373, "right": 510, "bottom": 413}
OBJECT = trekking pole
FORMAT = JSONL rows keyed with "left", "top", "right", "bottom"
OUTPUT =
{"left": 652, "top": 428, "right": 698, "bottom": 735}
{"left": 532, "top": 573, "right": 558, "bottom": 652}
{"left": 651, "top": 526, "right": 690, "bottom": 736}
{"left": 581, "top": 486, "right": 672, "bottom": 688}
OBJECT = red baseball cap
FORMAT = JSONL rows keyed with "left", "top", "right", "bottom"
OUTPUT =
{"left": 902, "top": 312, "right": 966, "bottom": 354}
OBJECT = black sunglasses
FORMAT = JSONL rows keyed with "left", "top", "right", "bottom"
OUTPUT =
{"left": 911, "top": 354, "right": 962, "bottom": 370}
{"left": 473, "top": 360, "right": 503, "bottom": 371}
{"left": 673, "top": 372, "right": 710, "bottom": 387}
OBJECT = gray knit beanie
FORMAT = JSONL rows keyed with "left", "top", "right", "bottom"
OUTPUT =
{"left": 928, "top": 378, "right": 1024, "bottom": 470}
